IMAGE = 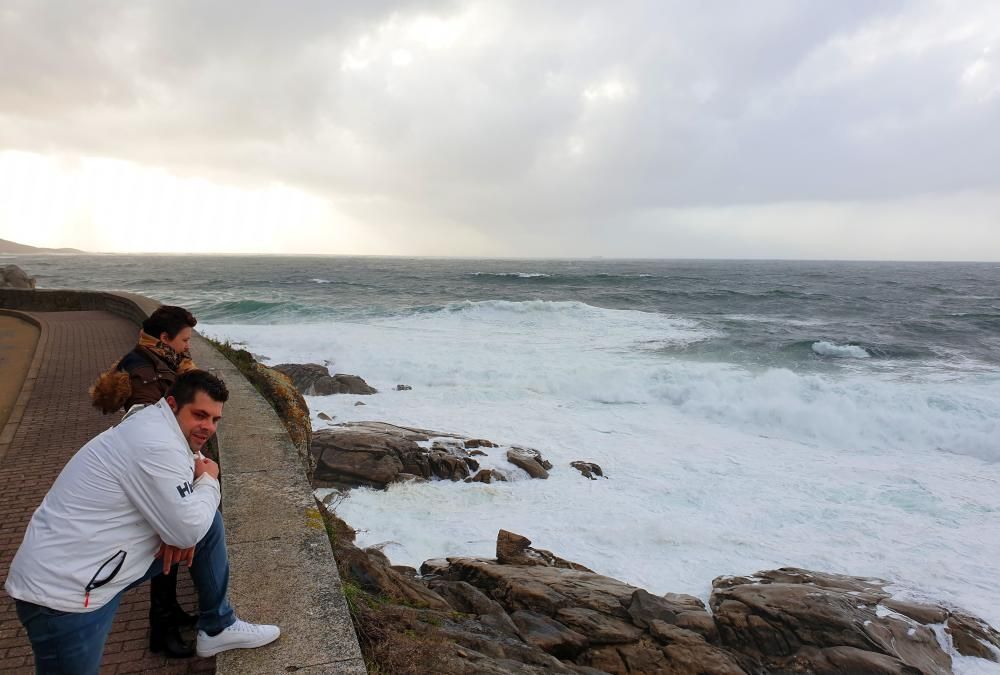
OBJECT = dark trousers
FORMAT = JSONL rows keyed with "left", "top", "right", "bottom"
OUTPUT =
{"left": 15, "top": 511, "right": 235, "bottom": 675}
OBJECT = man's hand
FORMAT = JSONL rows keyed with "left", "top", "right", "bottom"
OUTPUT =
{"left": 156, "top": 542, "right": 196, "bottom": 574}
{"left": 193, "top": 456, "right": 219, "bottom": 481}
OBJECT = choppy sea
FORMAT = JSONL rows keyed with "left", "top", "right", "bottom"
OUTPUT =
{"left": 14, "top": 254, "right": 1000, "bottom": 646}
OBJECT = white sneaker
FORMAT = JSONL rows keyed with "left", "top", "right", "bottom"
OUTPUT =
{"left": 196, "top": 618, "right": 281, "bottom": 657}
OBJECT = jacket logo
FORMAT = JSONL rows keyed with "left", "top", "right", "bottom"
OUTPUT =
{"left": 176, "top": 481, "right": 195, "bottom": 499}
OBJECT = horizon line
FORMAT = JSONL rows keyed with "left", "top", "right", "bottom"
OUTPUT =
{"left": 2, "top": 251, "right": 999, "bottom": 264}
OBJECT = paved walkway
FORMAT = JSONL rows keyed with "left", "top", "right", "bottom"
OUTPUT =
{"left": 0, "top": 311, "right": 214, "bottom": 674}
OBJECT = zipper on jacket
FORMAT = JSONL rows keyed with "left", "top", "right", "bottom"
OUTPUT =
{"left": 83, "top": 550, "right": 127, "bottom": 608}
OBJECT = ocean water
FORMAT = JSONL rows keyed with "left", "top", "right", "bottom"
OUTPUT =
{"left": 16, "top": 255, "right": 1000, "bottom": 648}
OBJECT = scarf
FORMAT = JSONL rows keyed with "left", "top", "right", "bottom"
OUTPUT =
{"left": 137, "top": 330, "right": 197, "bottom": 373}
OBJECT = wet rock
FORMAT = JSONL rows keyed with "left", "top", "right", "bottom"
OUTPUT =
{"left": 353, "top": 401, "right": 365, "bottom": 406}
{"left": 882, "top": 598, "right": 949, "bottom": 625}
{"left": 570, "top": 461, "right": 605, "bottom": 479}
{"left": 710, "top": 567, "right": 956, "bottom": 674}
{"left": 396, "top": 472, "right": 427, "bottom": 484}
{"left": 466, "top": 468, "right": 509, "bottom": 484}
{"left": 311, "top": 422, "right": 493, "bottom": 488}
{"left": 466, "top": 438, "right": 499, "bottom": 449}
{"left": 0, "top": 264, "right": 36, "bottom": 289}
{"left": 496, "top": 530, "right": 594, "bottom": 571}
{"left": 317, "top": 411, "right": 333, "bottom": 421}
{"left": 333, "top": 513, "right": 1000, "bottom": 675}
{"left": 946, "top": 612, "right": 1000, "bottom": 661}
{"left": 507, "top": 447, "right": 551, "bottom": 479}
{"left": 396, "top": 384, "right": 413, "bottom": 391}
{"left": 420, "top": 558, "right": 450, "bottom": 577}
{"left": 272, "top": 362, "right": 378, "bottom": 395}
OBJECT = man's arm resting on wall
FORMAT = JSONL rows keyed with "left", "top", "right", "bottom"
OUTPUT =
{"left": 119, "top": 442, "right": 221, "bottom": 549}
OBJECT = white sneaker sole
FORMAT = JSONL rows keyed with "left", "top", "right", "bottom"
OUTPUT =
{"left": 196, "top": 628, "right": 281, "bottom": 658}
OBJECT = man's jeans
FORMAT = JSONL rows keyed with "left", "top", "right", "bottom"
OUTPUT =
{"left": 14, "top": 511, "right": 235, "bottom": 675}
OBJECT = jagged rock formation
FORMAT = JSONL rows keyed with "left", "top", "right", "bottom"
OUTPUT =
{"left": 318, "top": 513, "right": 1000, "bottom": 675}
{"left": 570, "top": 461, "right": 605, "bottom": 479}
{"left": 271, "top": 362, "right": 377, "bottom": 395}
{"left": 309, "top": 423, "right": 552, "bottom": 489}
{"left": 507, "top": 447, "right": 552, "bottom": 479}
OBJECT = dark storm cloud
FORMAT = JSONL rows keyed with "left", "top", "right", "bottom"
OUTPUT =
{"left": 1, "top": 0, "right": 998, "bottom": 256}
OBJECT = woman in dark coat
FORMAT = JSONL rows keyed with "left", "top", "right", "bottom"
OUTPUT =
{"left": 90, "top": 305, "right": 200, "bottom": 658}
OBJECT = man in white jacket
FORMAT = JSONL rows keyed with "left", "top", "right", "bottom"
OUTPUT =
{"left": 4, "top": 370, "right": 279, "bottom": 673}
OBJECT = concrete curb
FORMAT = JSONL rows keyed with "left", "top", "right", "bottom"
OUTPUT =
{"left": 192, "top": 335, "right": 366, "bottom": 674}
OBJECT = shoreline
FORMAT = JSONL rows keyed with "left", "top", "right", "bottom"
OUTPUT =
{"left": 225, "top": 352, "right": 1000, "bottom": 673}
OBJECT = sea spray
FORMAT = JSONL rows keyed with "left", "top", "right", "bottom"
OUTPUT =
{"left": 201, "top": 298, "right": 1000, "bottom": 629}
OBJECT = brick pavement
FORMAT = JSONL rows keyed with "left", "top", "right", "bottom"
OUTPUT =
{"left": 0, "top": 311, "right": 214, "bottom": 674}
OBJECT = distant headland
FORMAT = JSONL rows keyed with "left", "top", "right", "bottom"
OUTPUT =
{"left": 0, "top": 238, "right": 85, "bottom": 254}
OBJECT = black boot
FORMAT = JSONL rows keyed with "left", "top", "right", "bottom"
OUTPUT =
{"left": 149, "top": 571, "right": 195, "bottom": 658}
{"left": 153, "top": 567, "right": 197, "bottom": 626}
{"left": 148, "top": 613, "right": 195, "bottom": 658}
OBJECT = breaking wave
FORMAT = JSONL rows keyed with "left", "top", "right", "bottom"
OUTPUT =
{"left": 812, "top": 341, "right": 871, "bottom": 359}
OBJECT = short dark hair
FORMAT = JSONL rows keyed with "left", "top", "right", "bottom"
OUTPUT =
{"left": 167, "top": 370, "right": 229, "bottom": 408}
{"left": 143, "top": 306, "right": 197, "bottom": 340}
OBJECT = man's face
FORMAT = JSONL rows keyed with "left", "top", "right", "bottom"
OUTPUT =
{"left": 167, "top": 391, "right": 223, "bottom": 452}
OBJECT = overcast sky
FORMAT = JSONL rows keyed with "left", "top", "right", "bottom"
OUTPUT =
{"left": 1, "top": 1, "right": 998, "bottom": 259}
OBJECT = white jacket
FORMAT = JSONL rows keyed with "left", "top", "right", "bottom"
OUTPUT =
{"left": 4, "top": 399, "right": 221, "bottom": 612}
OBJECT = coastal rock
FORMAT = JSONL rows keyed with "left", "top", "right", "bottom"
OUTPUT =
{"left": 327, "top": 510, "right": 1000, "bottom": 675}
{"left": 570, "top": 461, "right": 605, "bottom": 480}
{"left": 511, "top": 610, "right": 589, "bottom": 658}
{"left": 323, "top": 519, "right": 451, "bottom": 613}
{"left": 555, "top": 607, "right": 644, "bottom": 644}
{"left": 430, "top": 580, "right": 521, "bottom": 638}
{"left": 496, "top": 530, "right": 594, "bottom": 571}
{"left": 507, "top": 447, "right": 552, "bottom": 479}
{"left": 396, "top": 384, "right": 412, "bottom": 391}
{"left": 466, "top": 468, "right": 509, "bottom": 484}
{"left": 628, "top": 589, "right": 717, "bottom": 641}
{"left": 709, "top": 567, "right": 976, "bottom": 673}
{"left": 317, "top": 411, "right": 334, "bottom": 421}
{"left": 271, "top": 362, "right": 377, "bottom": 395}
{"left": 422, "top": 534, "right": 1000, "bottom": 674}
{"left": 309, "top": 422, "right": 553, "bottom": 490}
{"left": 310, "top": 422, "right": 490, "bottom": 488}
{"left": 946, "top": 612, "right": 1000, "bottom": 661}
{"left": 1, "top": 264, "right": 36, "bottom": 289}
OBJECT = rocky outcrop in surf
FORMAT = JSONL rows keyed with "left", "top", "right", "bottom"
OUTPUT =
{"left": 271, "top": 362, "right": 378, "bottom": 395}
{"left": 309, "top": 422, "right": 553, "bottom": 489}
{"left": 571, "top": 461, "right": 605, "bottom": 480}
{"left": 318, "top": 516, "right": 1000, "bottom": 675}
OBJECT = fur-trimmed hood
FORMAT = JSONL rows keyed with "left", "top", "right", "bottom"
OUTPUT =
{"left": 89, "top": 368, "right": 132, "bottom": 415}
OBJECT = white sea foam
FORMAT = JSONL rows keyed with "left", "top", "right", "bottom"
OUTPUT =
{"left": 470, "top": 272, "right": 551, "bottom": 278}
{"left": 311, "top": 278, "right": 332, "bottom": 284}
{"left": 202, "top": 299, "right": 1000, "bottom": 639}
{"left": 812, "top": 340, "right": 871, "bottom": 358}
